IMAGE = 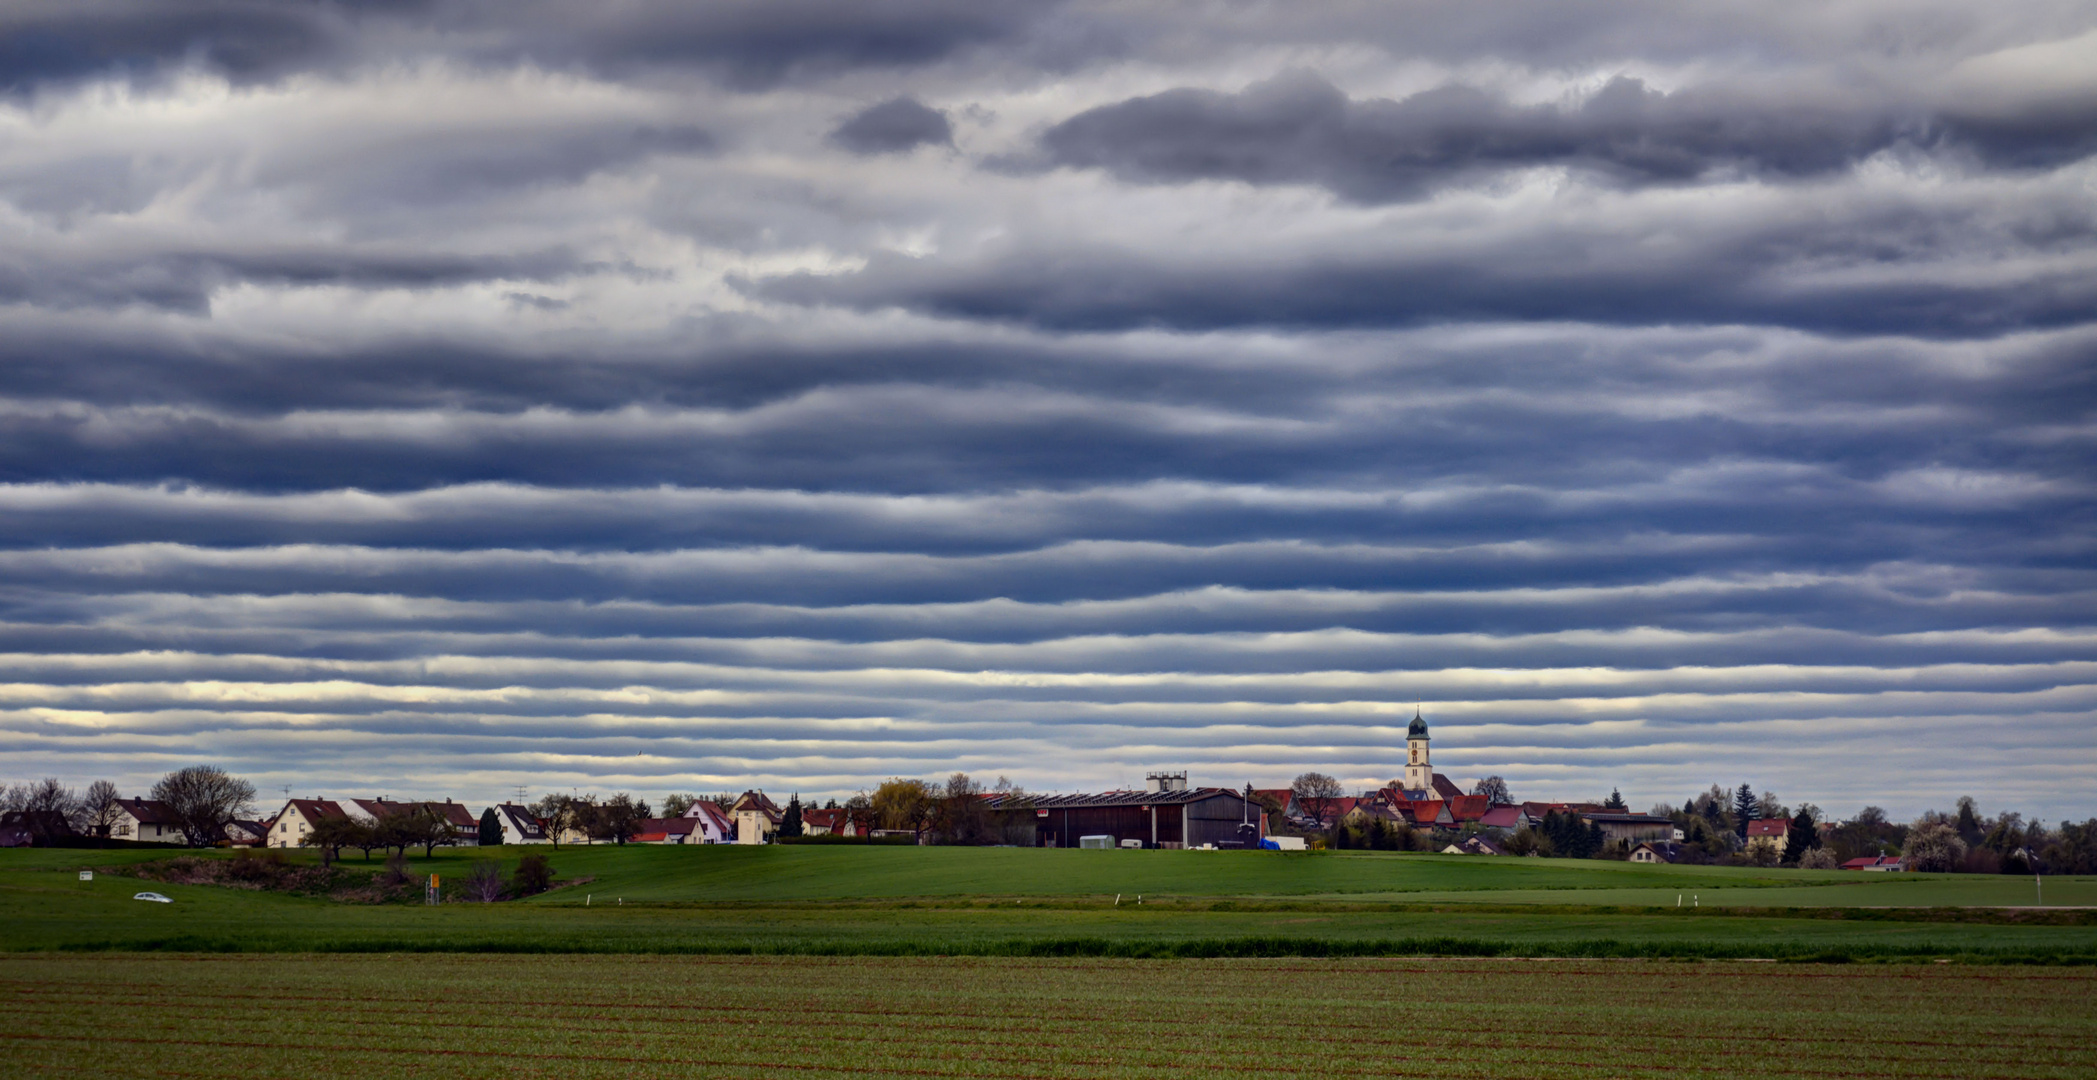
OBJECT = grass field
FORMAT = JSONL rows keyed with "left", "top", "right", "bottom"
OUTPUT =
{"left": 3, "top": 846, "right": 2093, "bottom": 960}
{"left": 7, "top": 952, "right": 2093, "bottom": 1079}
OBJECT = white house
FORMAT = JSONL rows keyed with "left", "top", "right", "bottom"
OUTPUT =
{"left": 267, "top": 798, "right": 348, "bottom": 849}
{"left": 679, "top": 800, "right": 734, "bottom": 844}
{"left": 491, "top": 804, "right": 549, "bottom": 845}
{"left": 109, "top": 798, "right": 186, "bottom": 844}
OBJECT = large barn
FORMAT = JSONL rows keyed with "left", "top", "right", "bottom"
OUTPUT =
{"left": 1008, "top": 773, "right": 1266, "bottom": 849}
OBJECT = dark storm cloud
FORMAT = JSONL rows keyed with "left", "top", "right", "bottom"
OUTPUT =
{"left": 754, "top": 197, "right": 2097, "bottom": 337}
{"left": 829, "top": 97, "right": 953, "bottom": 154}
{"left": 1030, "top": 72, "right": 2097, "bottom": 202}
{"left": 2, "top": 2, "right": 2093, "bottom": 814}
{"left": 0, "top": 246, "right": 580, "bottom": 313}
{"left": 0, "top": 0, "right": 1057, "bottom": 92}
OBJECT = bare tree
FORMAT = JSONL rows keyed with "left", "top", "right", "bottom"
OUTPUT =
{"left": 531, "top": 794, "right": 577, "bottom": 849}
{"left": 0, "top": 783, "right": 27, "bottom": 814}
{"left": 23, "top": 778, "right": 80, "bottom": 829}
{"left": 934, "top": 772, "right": 987, "bottom": 845}
{"left": 597, "top": 793, "right": 650, "bottom": 845}
{"left": 80, "top": 780, "right": 123, "bottom": 839}
{"left": 659, "top": 792, "right": 696, "bottom": 819}
{"left": 1291, "top": 772, "right": 1343, "bottom": 827}
{"left": 1471, "top": 776, "right": 1512, "bottom": 805}
{"left": 464, "top": 860, "right": 505, "bottom": 902}
{"left": 149, "top": 766, "right": 255, "bottom": 846}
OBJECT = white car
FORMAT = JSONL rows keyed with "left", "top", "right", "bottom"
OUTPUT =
{"left": 132, "top": 892, "right": 173, "bottom": 903}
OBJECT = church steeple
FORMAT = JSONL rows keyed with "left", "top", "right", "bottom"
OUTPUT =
{"left": 1403, "top": 707, "right": 1432, "bottom": 793}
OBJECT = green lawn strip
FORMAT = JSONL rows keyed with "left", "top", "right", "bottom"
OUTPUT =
{"left": 4, "top": 954, "right": 2091, "bottom": 1080}
{"left": 12, "top": 844, "right": 2093, "bottom": 908}
{"left": 7, "top": 862, "right": 2096, "bottom": 961}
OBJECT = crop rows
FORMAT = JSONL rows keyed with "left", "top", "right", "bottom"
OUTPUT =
{"left": 7, "top": 954, "right": 2094, "bottom": 1079}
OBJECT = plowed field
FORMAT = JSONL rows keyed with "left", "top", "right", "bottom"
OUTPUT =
{"left": 6, "top": 953, "right": 2092, "bottom": 1079}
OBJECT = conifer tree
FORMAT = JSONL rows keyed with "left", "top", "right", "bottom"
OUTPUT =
{"left": 780, "top": 793, "right": 804, "bottom": 838}
{"left": 1733, "top": 783, "right": 1759, "bottom": 838}
{"left": 1783, "top": 810, "right": 1820, "bottom": 865}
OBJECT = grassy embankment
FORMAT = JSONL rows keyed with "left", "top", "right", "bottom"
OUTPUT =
{"left": 4, "top": 845, "right": 2092, "bottom": 960}
{"left": 8, "top": 953, "right": 2095, "bottom": 1080}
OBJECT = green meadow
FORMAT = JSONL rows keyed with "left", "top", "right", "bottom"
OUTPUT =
{"left": 3, "top": 845, "right": 2091, "bottom": 960}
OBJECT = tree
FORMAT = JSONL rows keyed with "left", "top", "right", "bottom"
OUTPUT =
{"left": 934, "top": 773, "right": 988, "bottom": 845}
{"left": 303, "top": 816, "right": 361, "bottom": 865}
{"left": 80, "top": 780, "right": 123, "bottom": 839}
{"left": 531, "top": 793, "right": 576, "bottom": 849}
{"left": 1471, "top": 776, "right": 1512, "bottom": 805}
{"left": 393, "top": 805, "right": 458, "bottom": 858}
{"left": 1954, "top": 796, "right": 1983, "bottom": 846}
{"left": 660, "top": 793, "right": 696, "bottom": 819}
{"left": 1291, "top": 772, "right": 1344, "bottom": 827}
{"left": 478, "top": 807, "right": 502, "bottom": 847}
{"left": 843, "top": 793, "right": 874, "bottom": 839}
{"left": 780, "top": 794, "right": 805, "bottom": 839}
{"left": 1603, "top": 788, "right": 1627, "bottom": 810}
{"left": 1902, "top": 821, "right": 1967, "bottom": 872}
{"left": 1758, "top": 792, "right": 1788, "bottom": 820}
{"left": 22, "top": 778, "right": 80, "bottom": 830}
{"left": 1782, "top": 810, "right": 1821, "bottom": 865}
{"left": 1798, "top": 847, "right": 1841, "bottom": 870}
{"left": 464, "top": 860, "right": 505, "bottom": 902}
{"left": 150, "top": 766, "right": 255, "bottom": 846}
{"left": 512, "top": 854, "right": 554, "bottom": 895}
{"left": 1732, "top": 783, "right": 1759, "bottom": 839}
{"left": 596, "top": 793, "right": 650, "bottom": 845}
{"left": 569, "top": 796, "right": 603, "bottom": 843}
{"left": 871, "top": 778, "right": 934, "bottom": 835}
{"left": 2045, "top": 819, "right": 2097, "bottom": 875}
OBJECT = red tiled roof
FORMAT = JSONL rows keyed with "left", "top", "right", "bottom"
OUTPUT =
{"left": 1449, "top": 795, "right": 1491, "bottom": 821}
{"left": 1479, "top": 805, "right": 1525, "bottom": 828}
{"left": 1746, "top": 819, "right": 1789, "bottom": 838}
{"left": 282, "top": 798, "right": 347, "bottom": 824}
{"left": 1400, "top": 800, "right": 1447, "bottom": 824}
{"left": 801, "top": 808, "right": 845, "bottom": 829}
{"left": 1250, "top": 789, "right": 1294, "bottom": 813}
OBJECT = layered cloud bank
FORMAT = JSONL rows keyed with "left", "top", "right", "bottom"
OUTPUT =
{"left": 1, "top": 1, "right": 2092, "bottom": 817}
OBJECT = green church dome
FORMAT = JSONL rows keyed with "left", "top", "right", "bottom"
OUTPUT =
{"left": 1408, "top": 710, "right": 1428, "bottom": 739}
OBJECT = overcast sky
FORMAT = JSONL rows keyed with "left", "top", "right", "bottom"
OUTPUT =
{"left": 1, "top": 1, "right": 2093, "bottom": 821}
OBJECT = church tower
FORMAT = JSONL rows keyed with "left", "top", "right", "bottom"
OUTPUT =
{"left": 1403, "top": 708, "right": 1431, "bottom": 793}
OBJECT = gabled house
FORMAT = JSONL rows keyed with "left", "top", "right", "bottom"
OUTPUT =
{"left": 0, "top": 810, "right": 77, "bottom": 847}
{"left": 1397, "top": 799, "right": 1453, "bottom": 827}
{"left": 492, "top": 804, "right": 548, "bottom": 845}
{"left": 629, "top": 818, "right": 693, "bottom": 844}
{"left": 731, "top": 790, "right": 782, "bottom": 845}
{"left": 1448, "top": 795, "right": 1492, "bottom": 823}
{"left": 1478, "top": 805, "right": 1530, "bottom": 833}
{"left": 1630, "top": 840, "right": 1685, "bottom": 864}
{"left": 267, "top": 798, "right": 348, "bottom": 849}
{"left": 110, "top": 797, "right": 187, "bottom": 844}
{"left": 224, "top": 819, "right": 270, "bottom": 846}
{"left": 1745, "top": 818, "right": 1790, "bottom": 856}
{"left": 1842, "top": 855, "right": 1907, "bottom": 872}
{"left": 1443, "top": 835, "right": 1507, "bottom": 856}
{"left": 800, "top": 808, "right": 858, "bottom": 837}
{"left": 678, "top": 800, "right": 733, "bottom": 844}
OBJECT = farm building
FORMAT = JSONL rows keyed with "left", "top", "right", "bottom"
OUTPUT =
{"left": 1580, "top": 812, "right": 1675, "bottom": 845}
{"left": 1018, "top": 773, "right": 1266, "bottom": 849}
{"left": 1745, "top": 818, "right": 1791, "bottom": 856}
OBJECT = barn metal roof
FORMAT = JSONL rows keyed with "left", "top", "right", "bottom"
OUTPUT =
{"left": 993, "top": 788, "right": 1249, "bottom": 809}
